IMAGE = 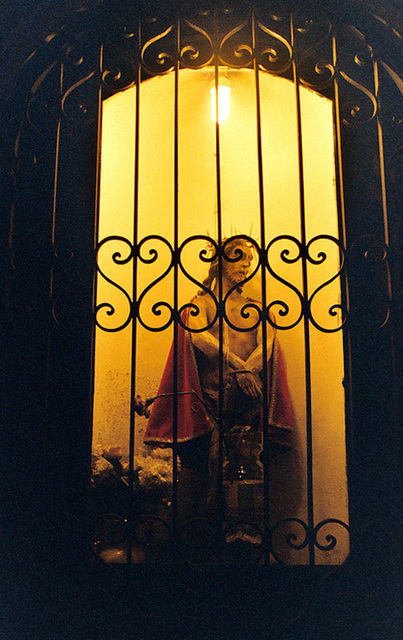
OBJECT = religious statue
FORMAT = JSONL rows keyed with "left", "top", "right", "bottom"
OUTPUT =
{"left": 144, "top": 237, "right": 293, "bottom": 517}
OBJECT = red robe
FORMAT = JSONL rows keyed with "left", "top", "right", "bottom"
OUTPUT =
{"left": 144, "top": 309, "right": 294, "bottom": 448}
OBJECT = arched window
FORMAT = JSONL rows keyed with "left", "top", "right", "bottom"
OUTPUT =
{"left": 1, "top": 0, "right": 401, "bottom": 632}
{"left": 94, "top": 63, "right": 348, "bottom": 566}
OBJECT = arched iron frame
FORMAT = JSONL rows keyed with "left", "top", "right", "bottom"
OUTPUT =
{"left": 1, "top": 0, "right": 401, "bottom": 610}
{"left": 93, "top": 8, "right": 356, "bottom": 568}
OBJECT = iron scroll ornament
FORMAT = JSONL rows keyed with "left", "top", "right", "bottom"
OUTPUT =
{"left": 93, "top": 509, "right": 350, "bottom": 568}
{"left": 177, "top": 235, "right": 219, "bottom": 334}
{"left": 266, "top": 235, "right": 305, "bottom": 331}
{"left": 10, "top": 5, "right": 390, "bottom": 122}
{"left": 268, "top": 517, "right": 350, "bottom": 566}
{"left": 95, "top": 235, "right": 135, "bottom": 332}
{"left": 95, "top": 234, "right": 346, "bottom": 333}
{"left": 218, "top": 16, "right": 293, "bottom": 74}
{"left": 55, "top": 11, "right": 377, "bottom": 134}
{"left": 140, "top": 20, "right": 214, "bottom": 76}
{"left": 306, "top": 235, "right": 347, "bottom": 333}
{"left": 139, "top": 11, "right": 294, "bottom": 76}
{"left": 291, "top": 14, "right": 335, "bottom": 91}
{"left": 335, "top": 26, "right": 378, "bottom": 128}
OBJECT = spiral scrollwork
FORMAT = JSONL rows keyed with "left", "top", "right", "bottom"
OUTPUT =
{"left": 26, "top": 62, "right": 61, "bottom": 135}
{"left": 178, "top": 236, "right": 218, "bottom": 332}
{"left": 306, "top": 235, "right": 347, "bottom": 332}
{"left": 179, "top": 20, "right": 213, "bottom": 69}
{"left": 363, "top": 241, "right": 388, "bottom": 264}
{"left": 64, "top": 42, "right": 86, "bottom": 68}
{"left": 293, "top": 17, "right": 335, "bottom": 90}
{"left": 179, "top": 236, "right": 218, "bottom": 287}
{"left": 266, "top": 236, "right": 304, "bottom": 330}
{"left": 222, "top": 235, "right": 262, "bottom": 333}
{"left": 379, "top": 101, "right": 403, "bottom": 154}
{"left": 219, "top": 20, "right": 253, "bottom": 68}
{"left": 27, "top": 93, "right": 58, "bottom": 136}
{"left": 254, "top": 18, "right": 293, "bottom": 74}
{"left": 269, "top": 517, "right": 350, "bottom": 564}
{"left": 136, "top": 236, "right": 175, "bottom": 332}
{"left": 101, "top": 28, "right": 140, "bottom": 91}
{"left": 268, "top": 517, "right": 310, "bottom": 565}
{"left": 61, "top": 71, "right": 99, "bottom": 123}
{"left": 389, "top": 105, "right": 403, "bottom": 129}
{"left": 102, "top": 56, "right": 138, "bottom": 92}
{"left": 178, "top": 300, "right": 208, "bottom": 330}
{"left": 95, "top": 231, "right": 347, "bottom": 334}
{"left": 336, "top": 30, "right": 378, "bottom": 127}
{"left": 353, "top": 42, "right": 374, "bottom": 69}
{"left": 265, "top": 2, "right": 289, "bottom": 25}
{"left": 226, "top": 299, "right": 262, "bottom": 333}
{"left": 222, "top": 235, "right": 253, "bottom": 262}
{"left": 313, "top": 518, "right": 350, "bottom": 552}
{"left": 339, "top": 71, "right": 378, "bottom": 127}
{"left": 350, "top": 234, "right": 389, "bottom": 270}
{"left": 141, "top": 26, "right": 176, "bottom": 76}
{"left": 95, "top": 236, "right": 134, "bottom": 332}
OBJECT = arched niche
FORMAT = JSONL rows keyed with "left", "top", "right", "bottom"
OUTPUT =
{"left": 94, "top": 67, "right": 349, "bottom": 565}
{"left": 0, "top": 2, "right": 401, "bottom": 629}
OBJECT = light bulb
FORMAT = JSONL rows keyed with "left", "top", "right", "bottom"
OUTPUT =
{"left": 210, "top": 84, "right": 231, "bottom": 124}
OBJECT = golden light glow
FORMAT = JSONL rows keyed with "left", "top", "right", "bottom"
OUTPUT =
{"left": 210, "top": 84, "right": 231, "bottom": 123}
{"left": 94, "top": 68, "right": 349, "bottom": 565}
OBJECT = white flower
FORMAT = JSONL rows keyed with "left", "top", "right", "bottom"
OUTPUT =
{"left": 135, "top": 447, "right": 173, "bottom": 490}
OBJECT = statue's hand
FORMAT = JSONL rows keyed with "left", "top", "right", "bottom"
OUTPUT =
{"left": 237, "top": 371, "right": 262, "bottom": 400}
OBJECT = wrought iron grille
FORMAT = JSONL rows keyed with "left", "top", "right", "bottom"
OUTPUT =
{"left": 2, "top": 1, "right": 401, "bottom": 574}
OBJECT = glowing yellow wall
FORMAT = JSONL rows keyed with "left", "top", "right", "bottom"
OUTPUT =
{"left": 93, "top": 68, "right": 349, "bottom": 564}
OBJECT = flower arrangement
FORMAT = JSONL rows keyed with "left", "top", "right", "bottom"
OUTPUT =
{"left": 91, "top": 444, "right": 125, "bottom": 488}
{"left": 135, "top": 446, "right": 173, "bottom": 494}
{"left": 91, "top": 444, "right": 173, "bottom": 516}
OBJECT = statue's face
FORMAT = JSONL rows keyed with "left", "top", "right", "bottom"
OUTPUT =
{"left": 223, "top": 242, "right": 253, "bottom": 285}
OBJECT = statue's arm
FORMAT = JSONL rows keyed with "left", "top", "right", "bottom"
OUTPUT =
{"left": 244, "top": 322, "right": 274, "bottom": 373}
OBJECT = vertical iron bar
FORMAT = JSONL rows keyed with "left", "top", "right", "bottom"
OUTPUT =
{"left": 373, "top": 58, "right": 399, "bottom": 456}
{"left": 172, "top": 12, "right": 180, "bottom": 544}
{"left": 213, "top": 11, "right": 225, "bottom": 560}
{"left": 252, "top": 11, "right": 270, "bottom": 564}
{"left": 374, "top": 60, "right": 394, "bottom": 313}
{"left": 332, "top": 33, "right": 355, "bottom": 513}
{"left": 51, "top": 64, "right": 63, "bottom": 271}
{"left": 89, "top": 43, "right": 104, "bottom": 476}
{"left": 127, "top": 24, "right": 142, "bottom": 570}
{"left": 214, "top": 13, "right": 225, "bottom": 555}
{"left": 45, "top": 61, "right": 63, "bottom": 440}
{"left": 290, "top": 13, "right": 315, "bottom": 566}
{"left": 373, "top": 61, "right": 391, "bottom": 252}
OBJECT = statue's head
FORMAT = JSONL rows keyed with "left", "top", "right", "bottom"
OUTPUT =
{"left": 201, "top": 237, "right": 255, "bottom": 294}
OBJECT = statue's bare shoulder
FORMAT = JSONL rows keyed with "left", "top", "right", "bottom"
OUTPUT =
{"left": 187, "top": 292, "right": 216, "bottom": 329}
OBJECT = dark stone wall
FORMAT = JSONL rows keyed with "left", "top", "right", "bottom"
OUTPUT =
{"left": 0, "top": 2, "right": 401, "bottom": 638}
